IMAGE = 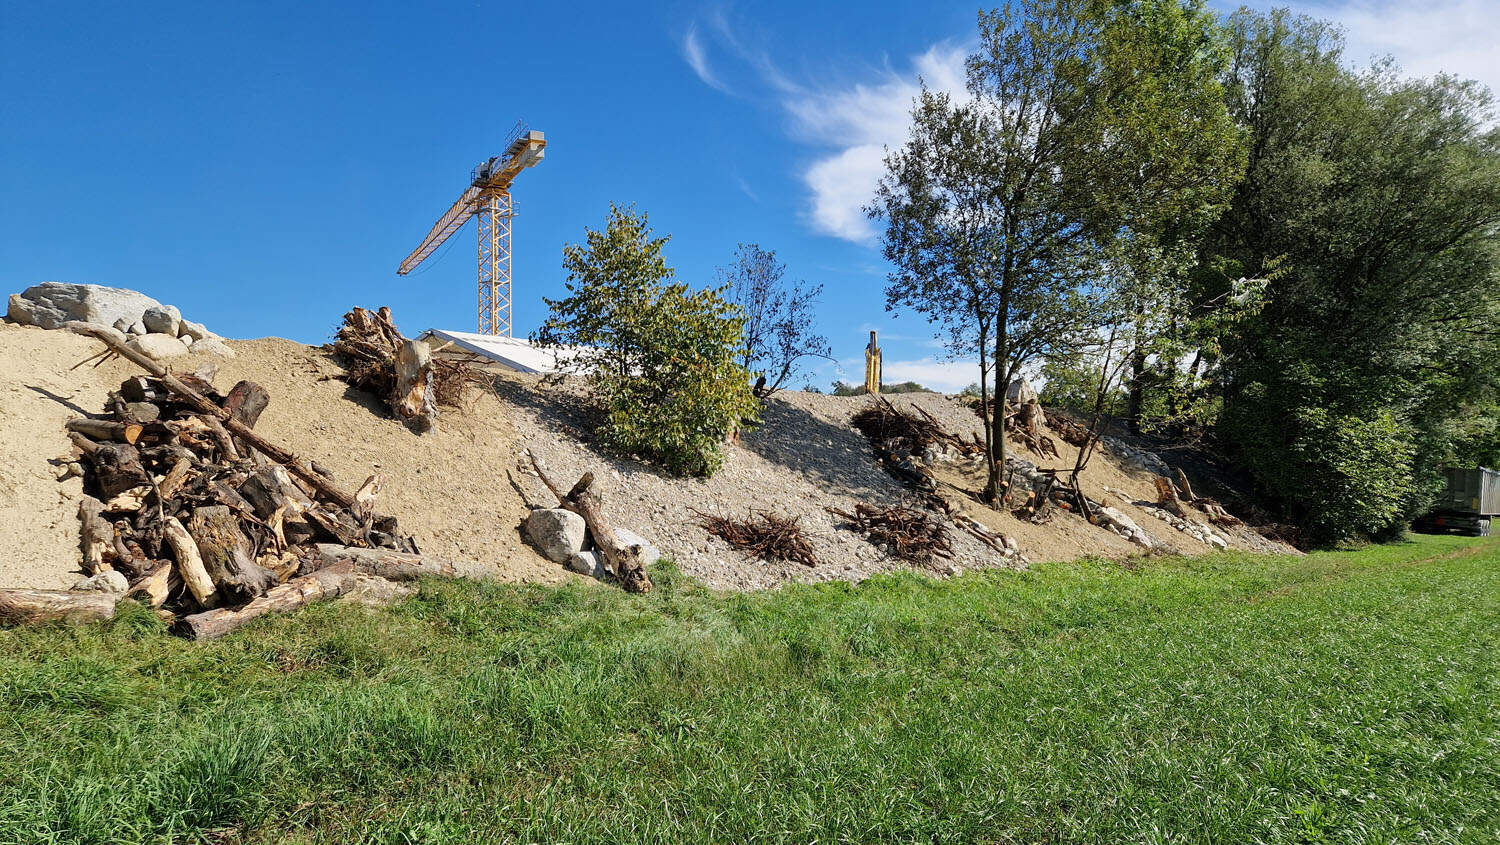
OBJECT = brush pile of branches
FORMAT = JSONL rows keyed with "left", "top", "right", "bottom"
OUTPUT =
{"left": 851, "top": 396, "right": 946, "bottom": 455}
{"left": 694, "top": 509, "right": 818, "bottom": 567}
{"left": 826, "top": 503, "right": 952, "bottom": 567}
{"left": 330, "top": 306, "right": 481, "bottom": 428}
{"left": 0, "top": 327, "right": 486, "bottom": 640}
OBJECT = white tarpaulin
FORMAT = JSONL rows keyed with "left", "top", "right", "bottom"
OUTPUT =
{"left": 417, "top": 329, "right": 579, "bottom": 374}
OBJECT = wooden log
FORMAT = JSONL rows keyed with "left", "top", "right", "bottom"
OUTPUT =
{"left": 353, "top": 474, "right": 384, "bottom": 519}
{"left": 179, "top": 563, "right": 358, "bottom": 640}
{"left": 529, "top": 456, "right": 652, "bottom": 593}
{"left": 0, "top": 589, "right": 117, "bottom": 626}
{"left": 78, "top": 496, "right": 114, "bottom": 574}
{"left": 156, "top": 457, "right": 195, "bottom": 502}
{"left": 202, "top": 415, "right": 241, "bottom": 462}
{"left": 187, "top": 505, "right": 274, "bottom": 601}
{"left": 223, "top": 380, "right": 270, "bottom": 429}
{"left": 75, "top": 325, "right": 360, "bottom": 511}
{"left": 127, "top": 562, "right": 173, "bottom": 608}
{"left": 394, "top": 339, "right": 437, "bottom": 427}
{"left": 66, "top": 418, "right": 144, "bottom": 444}
{"left": 163, "top": 515, "right": 218, "bottom": 609}
{"left": 311, "top": 544, "right": 493, "bottom": 581}
{"left": 87, "top": 441, "right": 150, "bottom": 499}
{"left": 1174, "top": 467, "right": 1199, "bottom": 503}
{"left": 1154, "top": 476, "right": 1191, "bottom": 520}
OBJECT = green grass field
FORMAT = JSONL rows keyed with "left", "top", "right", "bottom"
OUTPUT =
{"left": 1, "top": 535, "right": 1496, "bottom": 844}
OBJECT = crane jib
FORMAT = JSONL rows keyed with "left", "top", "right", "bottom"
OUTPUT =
{"left": 395, "top": 128, "right": 546, "bottom": 336}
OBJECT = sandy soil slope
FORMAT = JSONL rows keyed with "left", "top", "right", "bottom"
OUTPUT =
{"left": 1, "top": 321, "right": 1290, "bottom": 592}
{"left": 0, "top": 323, "right": 557, "bottom": 589}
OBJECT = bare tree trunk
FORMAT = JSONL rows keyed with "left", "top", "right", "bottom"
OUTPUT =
{"left": 0, "top": 590, "right": 116, "bottom": 626}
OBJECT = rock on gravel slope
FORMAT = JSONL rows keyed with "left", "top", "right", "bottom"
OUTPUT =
{"left": 498, "top": 375, "right": 1294, "bottom": 591}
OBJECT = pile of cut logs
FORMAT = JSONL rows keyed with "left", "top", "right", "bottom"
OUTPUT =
{"left": 0, "top": 327, "right": 480, "bottom": 639}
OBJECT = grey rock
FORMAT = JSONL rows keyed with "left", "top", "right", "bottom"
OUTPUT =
{"left": 615, "top": 527, "right": 662, "bottom": 564}
{"left": 71, "top": 570, "right": 128, "bottom": 594}
{"left": 190, "top": 337, "right": 236, "bottom": 358}
{"left": 112, "top": 317, "right": 131, "bottom": 333}
{"left": 7, "top": 282, "right": 165, "bottom": 331}
{"left": 128, "top": 321, "right": 146, "bottom": 336}
{"left": 141, "top": 304, "right": 181, "bottom": 336}
{"left": 1006, "top": 378, "right": 1039, "bottom": 406}
{"left": 566, "top": 549, "right": 600, "bottom": 575}
{"left": 178, "top": 319, "right": 215, "bottom": 341}
{"left": 126, "top": 332, "right": 190, "bottom": 361}
{"left": 124, "top": 402, "right": 160, "bottom": 422}
{"left": 524, "top": 508, "right": 587, "bottom": 563}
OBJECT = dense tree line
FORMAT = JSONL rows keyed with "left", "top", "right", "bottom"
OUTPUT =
{"left": 875, "top": 1, "right": 1500, "bottom": 544}
{"left": 1189, "top": 9, "right": 1500, "bottom": 542}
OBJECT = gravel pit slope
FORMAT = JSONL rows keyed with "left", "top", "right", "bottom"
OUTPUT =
{"left": 2, "top": 321, "right": 1289, "bottom": 592}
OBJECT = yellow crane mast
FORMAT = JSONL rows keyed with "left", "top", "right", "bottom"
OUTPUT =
{"left": 396, "top": 123, "right": 547, "bottom": 336}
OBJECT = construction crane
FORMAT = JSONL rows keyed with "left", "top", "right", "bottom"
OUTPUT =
{"left": 396, "top": 122, "right": 547, "bottom": 336}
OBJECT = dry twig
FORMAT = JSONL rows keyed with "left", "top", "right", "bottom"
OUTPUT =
{"left": 694, "top": 510, "right": 818, "bottom": 567}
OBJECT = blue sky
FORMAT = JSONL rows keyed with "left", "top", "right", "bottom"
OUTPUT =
{"left": 4, "top": 1, "right": 1496, "bottom": 391}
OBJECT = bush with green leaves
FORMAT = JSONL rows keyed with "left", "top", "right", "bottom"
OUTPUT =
{"left": 533, "top": 204, "right": 758, "bottom": 477}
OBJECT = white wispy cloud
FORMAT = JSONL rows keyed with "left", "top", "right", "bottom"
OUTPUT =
{"left": 782, "top": 44, "right": 970, "bottom": 244}
{"left": 882, "top": 356, "right": 978, "bottom": 393}
{"left": 677, "top": 8, "right": 970, "bottom": 245}
{"left": 681, "top": 24, "right": 731, "bottom": 93}
{"left": 1325, "top": 0, "right": 1499, "bottom": 96}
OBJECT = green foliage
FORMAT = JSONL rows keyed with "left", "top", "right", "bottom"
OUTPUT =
{"left": 534, "top": 204, "right": 759, "bottom": 477}
{"left": 1, "top": 537, "right": 1498, "bottom": 842}
{"left": 871, "top": 0, "right": 1244, "bottom": 500}
{"left": 1040, "top": 353, "right": 1127, "bottom": 415}
{"left": 1223, "top": 377, "right": 1417, "bottom": 543}
{"left": 1195, "top": 9, "right": 1500, "bottom": 542}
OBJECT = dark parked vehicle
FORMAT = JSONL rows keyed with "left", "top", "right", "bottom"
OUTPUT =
{"left": 1413, "top": 467, "right": 1500, "bottom": 536}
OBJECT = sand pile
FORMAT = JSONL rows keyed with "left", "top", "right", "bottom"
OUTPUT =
{"left": 0, "top": 322, "right": 558, "bottom": 590}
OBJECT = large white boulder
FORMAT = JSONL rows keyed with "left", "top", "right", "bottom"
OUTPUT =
{"left": 189, "top": 337, "right": 236, "bottom": 358}
{"left": 1006, "top": 378, "right": 1039, "bottom": 407}
{"left": 127, "top": 332, "right": 191, "bottom": 361}
{"left": 7, "top": 283, "right": 165, "bottom": 331}
{"left": 524, "top": 508, "right": 587, "bottom": 563}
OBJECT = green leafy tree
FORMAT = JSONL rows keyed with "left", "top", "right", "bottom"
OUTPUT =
{"left": 1200, "top": 9, "right": 1500, "bottom": 542}
{"left": 534, "top": 204, "right": 759, "bottom": 477}
{"left": 870, "top": 0, "right": 1243, "bottom": 503}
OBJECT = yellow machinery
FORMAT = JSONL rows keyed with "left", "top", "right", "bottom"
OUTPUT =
{"left": 397, "top": 123, "right": 547, "bottom": 336}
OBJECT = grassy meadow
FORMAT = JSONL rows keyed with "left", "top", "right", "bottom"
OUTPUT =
{"left": 0, "top": 535, "right": 1496, "bottom": 843}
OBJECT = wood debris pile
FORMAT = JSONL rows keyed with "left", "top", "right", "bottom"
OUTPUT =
{"left": 826, "top": 503, "right": 952, "bottom": 567}
{"left": 1156, "top": 471, "right": 1243, "bottom": 528}
{"left": 0, "top": 327, "right": 482, "bottom": 640}
{"left": 694, "top": 510, "right": 818, "bottom": 567}
{"left": 1043, "top": 410, "right": 1091, "bottom": 447}
{"left": 851, "top": 396, "right": 945, "bottom": 455}
{"left": 970, "top": 396, "right": 1061, "bottom": 458}
{"left": 329, "top": 306, "right": 481, "bottom": 429}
